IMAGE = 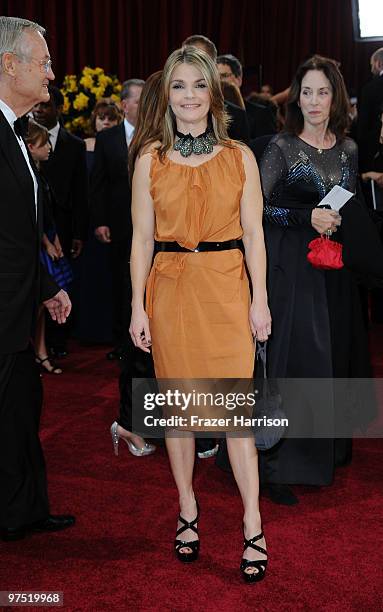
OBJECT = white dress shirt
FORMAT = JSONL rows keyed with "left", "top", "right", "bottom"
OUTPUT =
{"left": 48, "top": 121, "right": 60, "bottom": 152}
{"left": 0, "top": 98, "right": 38, "bottom": 216}
{"left": 124, "top": 118, "right": 135, "bottom": 145}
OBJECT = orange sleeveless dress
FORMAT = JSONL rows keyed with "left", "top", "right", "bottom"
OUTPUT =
{"left": 146, "top": 145, "right": 254, "bottom": 378}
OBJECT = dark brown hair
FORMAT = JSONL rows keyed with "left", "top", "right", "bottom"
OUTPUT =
{"left": 221, "top": 81, "right": 245, "bottom": 109}
{"left": 285, "top": 55, "right": 350, "bottom": 139}
{"left": 25, "top": 119, "right": 49, "bottom": 146}
{"left": 128, "top": 71, "right": 163, "bottom": 177}
{"left": 89, "top": 99, "right": 122, "bottom": 135}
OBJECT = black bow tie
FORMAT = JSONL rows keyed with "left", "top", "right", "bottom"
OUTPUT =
{"left": 13, "top": 116, "right": 29, "bottom": 139}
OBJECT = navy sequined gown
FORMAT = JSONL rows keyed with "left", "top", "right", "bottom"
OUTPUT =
{"left": 259, "top": 133, "right": 371, "bottom": 486}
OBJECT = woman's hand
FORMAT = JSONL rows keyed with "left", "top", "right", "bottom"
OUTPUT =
{"left": 44, "top": 241, "right": 59, "bottom": 261}
{"left": 53, "top": 235, "right": 64, "bottom": 258}
{"left": 361, "top": 171, "right": 383, "bottom": 188}
{"left": 311, "top": 208, "right": 341, "bottom": 235}
{"left": 129, "top": 307, "right": 152, "bottom": 353}
{"left": 249, "top": 302, "right": 272, "bottom": 342}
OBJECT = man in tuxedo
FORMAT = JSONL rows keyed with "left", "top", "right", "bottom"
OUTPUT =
{"left": 358, "top": 48, "right": 383, "bottom": 172}
{"left": 33, "top": 85, "right": 88, "bottom": 356}
{"left": 217, "top": 54, "right": 277, "bottom": 138}
{"left": 0, "top": 16, "right": 74, "bottom": 541}
{"left": 92, "top": 78, "right": 144, "bottom": 360}
{"left": 182, "top": 35, "right": 250, "bottom": 144}
{"left": 358, "top": 49, "right": 383, "bottom": 323}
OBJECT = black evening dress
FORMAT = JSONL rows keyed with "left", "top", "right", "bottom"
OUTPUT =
{"left": 259, "top": 132, "right": 372, "bottom": 486}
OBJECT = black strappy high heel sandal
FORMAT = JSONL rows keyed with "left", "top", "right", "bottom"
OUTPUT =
{"left": 240, "top": 530, "right": 268, "bottom": 583}
{"left": 174, "top": 501, "right": 200, "bottom": 563}
{"left": 35, "top": 355, "right": 62, "bottom": 375}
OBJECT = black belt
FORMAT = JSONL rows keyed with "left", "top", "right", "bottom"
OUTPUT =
{"left": 155, "top": 239, "right": 243, "bottom": 253}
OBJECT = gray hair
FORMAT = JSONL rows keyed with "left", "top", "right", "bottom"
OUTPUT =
{"left": 121, "top": 78, "right": 145, "bottom": 100}
{"left": 0, "top": 16, "right": 45, "bottom": 72}
{"left": 372, "top": 48, "right": 383, "bottom": 65}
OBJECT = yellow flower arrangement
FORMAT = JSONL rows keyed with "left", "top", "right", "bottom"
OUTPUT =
{"left": 73, "top": 92, "right": 90, "bottom": 111}
{"left": 61, "top": 66, "right": 122, "bottom": 135}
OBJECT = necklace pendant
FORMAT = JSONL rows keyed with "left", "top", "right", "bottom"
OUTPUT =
{"left": 317, "top": 148, "right": 323, "bottom": 154}
{"left": 174, "top": 128, "right": 217, "bottom": 158}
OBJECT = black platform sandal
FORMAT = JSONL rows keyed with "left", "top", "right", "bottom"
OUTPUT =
{"left": 174, "top": 501, "right": 200, "bottom": 563}
{"left": 35, "top": 355, "right": 62, "bottom": 375}
{"left": 240, "top": 531, "right": 268, "bottom": 583}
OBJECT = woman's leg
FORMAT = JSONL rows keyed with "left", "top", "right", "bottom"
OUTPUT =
{"left": 165, "top": 432, "right": 197, "bottom": 553}
{"left": 115, "top": 349, "right": 153, "bottom": 449}
{"left": 34, "top": 305, "right": 46, "bottom": 357}
{"left": 226, "top": 435, "right": 266, "bottom": 574}
{"left": 34, "top": 306, "right": 62, "bottom": 374}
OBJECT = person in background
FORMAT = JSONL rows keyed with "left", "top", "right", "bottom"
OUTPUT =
{"left": 260, "top": 84, "right": 273, "bottom": 99}
{"left": 33, "top": 85, "right": 88, "bottom": 358}
{"left": 110, "top": 72, "right": 164, "bottom": 458}
{"left": 357, "top": 48, "right": 383, "bottom": 173}
{"left": 221, "top": 80, "right": 245, "bottom": 109}
{"left": 91, "top": 79, "right": 144, "bottom": 361}
{"left": 33, "top": 86, "right": 89, "bottom": 261}
{"left": 217, "top": 53, "right": 277, "bottom": 138}
{"left": 84, "top": 99, "right": 122, "bottom": 158}
{"left": 75, "top": 99, "right": 123, "bottom": 345}
{"left": 183, "top": 35, "right": 250, "bottom": 144}
{"left": 182, "top": 35, "right": 249, "bottom": 459}
{"left": 360, "top": 107, "right": 383, "bottom": 323}
{"left": 25, "top": 119, "right": 70, "bottom": 375}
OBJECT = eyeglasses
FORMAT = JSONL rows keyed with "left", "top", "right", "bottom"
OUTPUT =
{"left": 13, "top": 53, "right": 53, "bottom": 74}
{"left": 219, "top": 72, "right": 234, "bottom": 79}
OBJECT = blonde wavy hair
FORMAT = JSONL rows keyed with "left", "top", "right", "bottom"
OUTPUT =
{"left": 157, "top": 46, "right": 232, "bottom": 161}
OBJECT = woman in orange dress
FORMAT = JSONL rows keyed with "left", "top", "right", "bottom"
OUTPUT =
{"left": 129, "top": 47, "right": 271, "bottom": 582}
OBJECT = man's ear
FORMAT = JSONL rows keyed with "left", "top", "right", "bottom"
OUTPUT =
{"left": 1, "top": 52, "right": 18, "bottom": 77}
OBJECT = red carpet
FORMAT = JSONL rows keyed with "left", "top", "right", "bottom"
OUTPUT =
{"left": 0, "top": 340, "right": 382, "bottom": 611}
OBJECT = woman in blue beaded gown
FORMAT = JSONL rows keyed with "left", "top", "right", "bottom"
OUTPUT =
{"left": 259, "top": 56, "right": 379, "bottom": 495}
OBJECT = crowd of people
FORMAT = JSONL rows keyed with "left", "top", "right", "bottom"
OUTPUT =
{"left": 1, "top": 17, "right": 383, "bottom": 585}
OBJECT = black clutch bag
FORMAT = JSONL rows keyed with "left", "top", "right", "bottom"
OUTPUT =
{"left": 252, "top": 342, "right": 286, "bottom": 451}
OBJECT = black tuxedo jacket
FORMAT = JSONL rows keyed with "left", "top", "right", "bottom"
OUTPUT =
{"left": 91, "top": 123, "right": 132, "bottom": 242}
{"left": 225, "top": 101, "right": 250, "bottom": 144}
{"left": 40, "top": 127, "right": 88, "bottom": 241}
{"left": 357, "top": 75, "right": 383, "bottom": 171}
{"left": 0, "top": 111, "right": 59, "bottom": 354}
{"left": 245, "top": 100, "right": 277, "bottom": 139}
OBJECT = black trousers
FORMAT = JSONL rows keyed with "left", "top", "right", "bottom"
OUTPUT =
{"left": 111, "top": 238, "right": 131, "bottom": 348}
{"left": 0, "top": 347, "right": 49, "bottom": 528}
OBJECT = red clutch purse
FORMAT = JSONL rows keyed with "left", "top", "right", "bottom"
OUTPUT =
{"left": 307, "top": 236, "right": 344, "bottom": 270}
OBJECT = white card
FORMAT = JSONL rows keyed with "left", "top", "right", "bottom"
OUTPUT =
{"left": 318, "top": 185, "right": 354, "bottom": 212}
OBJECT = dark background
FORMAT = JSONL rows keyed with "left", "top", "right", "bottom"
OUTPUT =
{"left": 0, "top": 0, "right": 381, "bottom": 94}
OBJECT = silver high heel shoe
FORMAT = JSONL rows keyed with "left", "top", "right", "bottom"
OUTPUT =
{"left": 110, "top": 421, "right": 156, "bottom": 457}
